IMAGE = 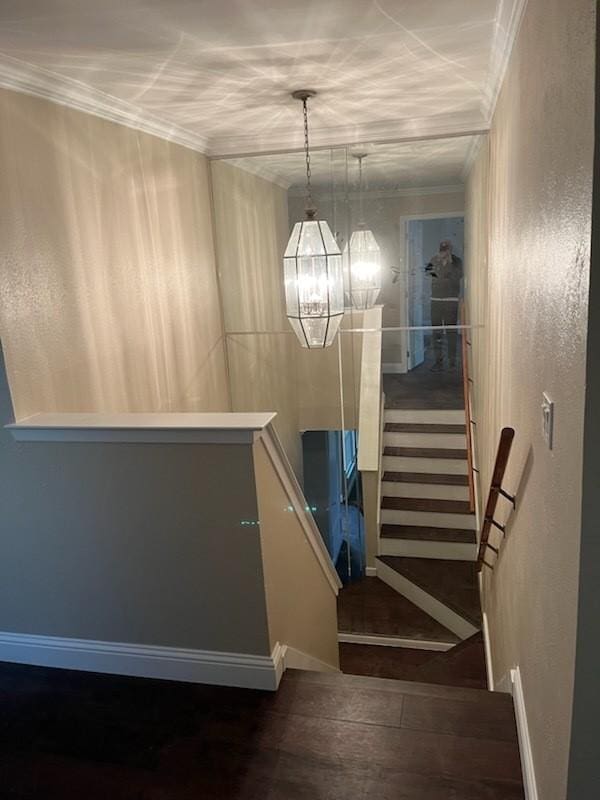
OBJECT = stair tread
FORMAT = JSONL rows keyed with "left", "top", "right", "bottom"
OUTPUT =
{"left": 385, "top": 423, "right": 466, "bottom": 434}
{"left": 286, "top": 666, "right": 512, "bottom": 708}
{"left": 381, "top": 524, "right": 476, "bottom": 544}
{"left": 381, "top": 497, "right": 474, "bottom": 514}
{"left": 383, "top": 471, "right": 469, "bottom": 486}
{"left": 338, "top": 633, "right": 493, "bottom": 694}
{"left": 337, "top": 576, "right": 459, "bottom": 643}
{"left": 376, "top": 556, "right": 482, "bottom": 627}
{"left": 384, "top": 446, "right": 467, "bottom": 459}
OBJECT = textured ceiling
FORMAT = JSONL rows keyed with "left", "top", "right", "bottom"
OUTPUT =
{"left": 227, "top": 135, "right": 480, "bottom": 190}
{"left": 0, "top": 0, "right": 523, "bottom": 155}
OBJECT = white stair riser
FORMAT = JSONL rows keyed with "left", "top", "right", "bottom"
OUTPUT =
{"left": 381, "top": 481, "right": 469, "bottom": 501}
{"left": 383, "top": 455, "right": 468, "bottom": 475}
{"left": 383, "top": 431, "right": 466, "bottom": 449}
{"left": 381, "top": 508, "right": 476, "bottom": 529}
{"left": 375, "top": 559, "right": 479, "bottom": 640}
{"left": 384, "top": 409, "right": 465, "bottom": 424}
{"left": 379, "top": 537, "right": 477, "bottom": 561}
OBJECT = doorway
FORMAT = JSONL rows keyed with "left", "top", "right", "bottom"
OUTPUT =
{"left": 405, "top": 215, "right": 464, "bottom": 370}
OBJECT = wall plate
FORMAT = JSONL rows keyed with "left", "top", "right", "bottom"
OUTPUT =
{"left": 542, "top": 393, "right": 554, "bottom": 450}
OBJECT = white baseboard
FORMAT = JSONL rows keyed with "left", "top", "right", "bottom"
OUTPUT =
{"left": 510, "top": 666, "right": 539, "bottom": 800}
{"left": 365, "top": 566, "right": 378, "bottom": 577}
{"left": 283, "top": 645, "right": 339, "bottom": 672}
{"left": 494, "top": 666, "right": 538, "bottom": 800}
{"left": 0, "top": 631, "right": 285, "bottom": 691}
{"left": 382, "top": 363, "right": 407, "bottom": 374}
{"left": 338, "top": 632, "right": 454, "bottom": 651}
{"left": 481, "top": 611, "right": 494, "bottom": 691}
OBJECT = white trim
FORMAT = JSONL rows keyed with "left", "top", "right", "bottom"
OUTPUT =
{"left": 511, "top": 666, "right": 539, "bottom": 800}
{"left": 338, "top": 632, "right": 454, "bottom": 651}
{"left": 0, "top": 55, "right": 209, "bottom": 155}
{"left": 495, "top": 666, "right": 539, "bottom": 800}
{"left": 365, "top": 566, "right": 378, "bottom": 577}
{"left": 460, "top": 135, "right": 485, "bottom": 182}
{"left": 481, "top": 610, "right": 494, "bottom": 691}
{"left": 382, "top": 363, "right": 407, "bottom": 374}
{"left": 484, "top": 0, "right": 529, "bottom": 121}
{"left": 283, "top": 645, "right": 339, "bottom": 673}
{"left": 375, "top": 557, "right": 478, "bottom": 639}
{"left": 357, "top": 306, "right": 383, "bottom": 472}
{"left": 6, "top": 411, "right": 276, "bottom": 444}
{"left": 288, "top": 184, "right": 466, "bottom": 201}
{"left": 0, "top": 631, "right": 285, "bottom": 691}
{"left": 208, "top": 112, "right": 489, "bottom": 158}
{"left": 258, "top": 426, "right": 342, "bottom": 594}
{"left": 222, "top": 158, "right": 293, "bottom": 190}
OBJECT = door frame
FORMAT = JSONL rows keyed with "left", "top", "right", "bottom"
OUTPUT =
{"left": 399, "top": 211, "right": 465, "bottom": 371}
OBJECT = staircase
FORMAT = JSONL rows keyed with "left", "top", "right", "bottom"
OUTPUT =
{"left": 339, "top": 406, "right": 482, "bottom": 655}
{"left": 375, "top": 407, "right": 479, "bottom": 643}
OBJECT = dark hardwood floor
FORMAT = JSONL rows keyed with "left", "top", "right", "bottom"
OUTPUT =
{"left": 337, "top": 576, "right": 459, "bottom": 644}
{"left": 383, "top": 471, "right": 469, "bottom": 486}
{"left": 380, "top": 523, "right": 476, "bottom": 544}
{"left": 384, "top": 445, "right": 468, "bottom": 459}
{"left": 0, "top": 660, "right": 523, "bottom": 800}
{"left": 376, "top": 557, "right": 482, "bottom": 627}
{"left": 339, "top": 633, "right": 488, "bottom": 690}
{"left": 382, "top": 358, "right": 464, "bottom": 410}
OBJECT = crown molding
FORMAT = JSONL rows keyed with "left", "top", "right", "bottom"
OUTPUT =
{"left": 288, "top": 184, "right": 465, "bottom": 201}
{"left": 483, "top": 0, "right": 528, "bottom": 122}
{"left": 460, "top": 135, "right": 485, "bottom": 182}
{"left": 221, "top": 158, "right": 293, "bottom": 190}
{"left": 0, "top": 54, "right": 209, "bottom": 154}
{"left": 207, "top": 111, "right": 489, "bottom": 159}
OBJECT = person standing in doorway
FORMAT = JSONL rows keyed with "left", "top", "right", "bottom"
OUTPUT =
{"left": 425, "top": 240, "right": 463, "bottom": 371}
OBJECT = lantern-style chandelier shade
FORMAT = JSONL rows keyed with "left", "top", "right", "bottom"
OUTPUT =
{"left": 284, "top": 219, "right": 344, "bottom": 348}
{"left": 283, "top": 90, "right": 344, "bottom": 348}
{"left": 345, "top": 154, "right": 382, "bottom": 310}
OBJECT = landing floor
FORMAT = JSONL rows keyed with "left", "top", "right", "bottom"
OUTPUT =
{"left": 383, "top": 358, "right": 464, "bottom": 410}
{"left": 0, "top": 661, "right": 523, "bottom": 799}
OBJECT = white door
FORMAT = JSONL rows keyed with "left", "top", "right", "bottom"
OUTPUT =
{"left": 407, "top": 220, "right": 425, "bottom": 369}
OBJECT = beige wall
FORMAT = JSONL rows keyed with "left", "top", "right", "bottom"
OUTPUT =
{"left": 465, "top": 1, "right": 595, "bottom": 797}
{"left": 254, "top": 439, "right": 339, "bottom": 669}
{"left": 210, "top": 160, "right": 303, "bottom": 476}
{"left": 0, "top": 88, "right": 230, "bottom": 420}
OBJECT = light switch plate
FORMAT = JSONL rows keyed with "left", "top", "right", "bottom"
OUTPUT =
{"left": 542, "top": 393, "right": 554, "bottom": 449}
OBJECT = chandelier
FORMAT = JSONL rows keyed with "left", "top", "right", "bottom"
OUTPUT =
{"left": 345, "top": 153, "right": 382, "bottom": 309}
{"left": 283, "top": 90, "right": 344, "bottom": 348}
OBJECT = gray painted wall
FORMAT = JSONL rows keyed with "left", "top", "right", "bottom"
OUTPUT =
{"left": 0, "top": 341, "right": 271, "bottom": 655}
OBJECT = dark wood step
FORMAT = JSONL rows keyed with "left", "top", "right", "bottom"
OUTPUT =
{"left": 338, "top": 632, "right": 495, "bottom": 695}
{"left": 383, "top": 471, "right": 469, "bottom": 486}
{"left": 337, "top": 576, "right": 459, "bottom": 644}
{"left": 381, "top": 524, "right": 476, "bottom": 544}
{"left": 285, "top": 663, "right": 516, "bottom": 707}
{"left": 376, "top": 556, "right": 482, "bottom": 627}
{"left": 385, "top": 423, "right": 466, "bottom": 434}
{"left": 384, "top": 446, "right": 467, "bottom": 459}
{"left": 381, "top": 496, "right": 474, "bottom": 515}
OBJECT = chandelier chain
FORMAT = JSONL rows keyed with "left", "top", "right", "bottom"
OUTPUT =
{"left": 303, "top": 98, "right": 313, "bottom": 210}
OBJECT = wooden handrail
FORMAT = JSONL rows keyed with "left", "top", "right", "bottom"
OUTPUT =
{"left": 477, "top": 427, "right": 516, "bottom": 570}
{"left": 460, "top": 302, "right": 476, "bottom": 513}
